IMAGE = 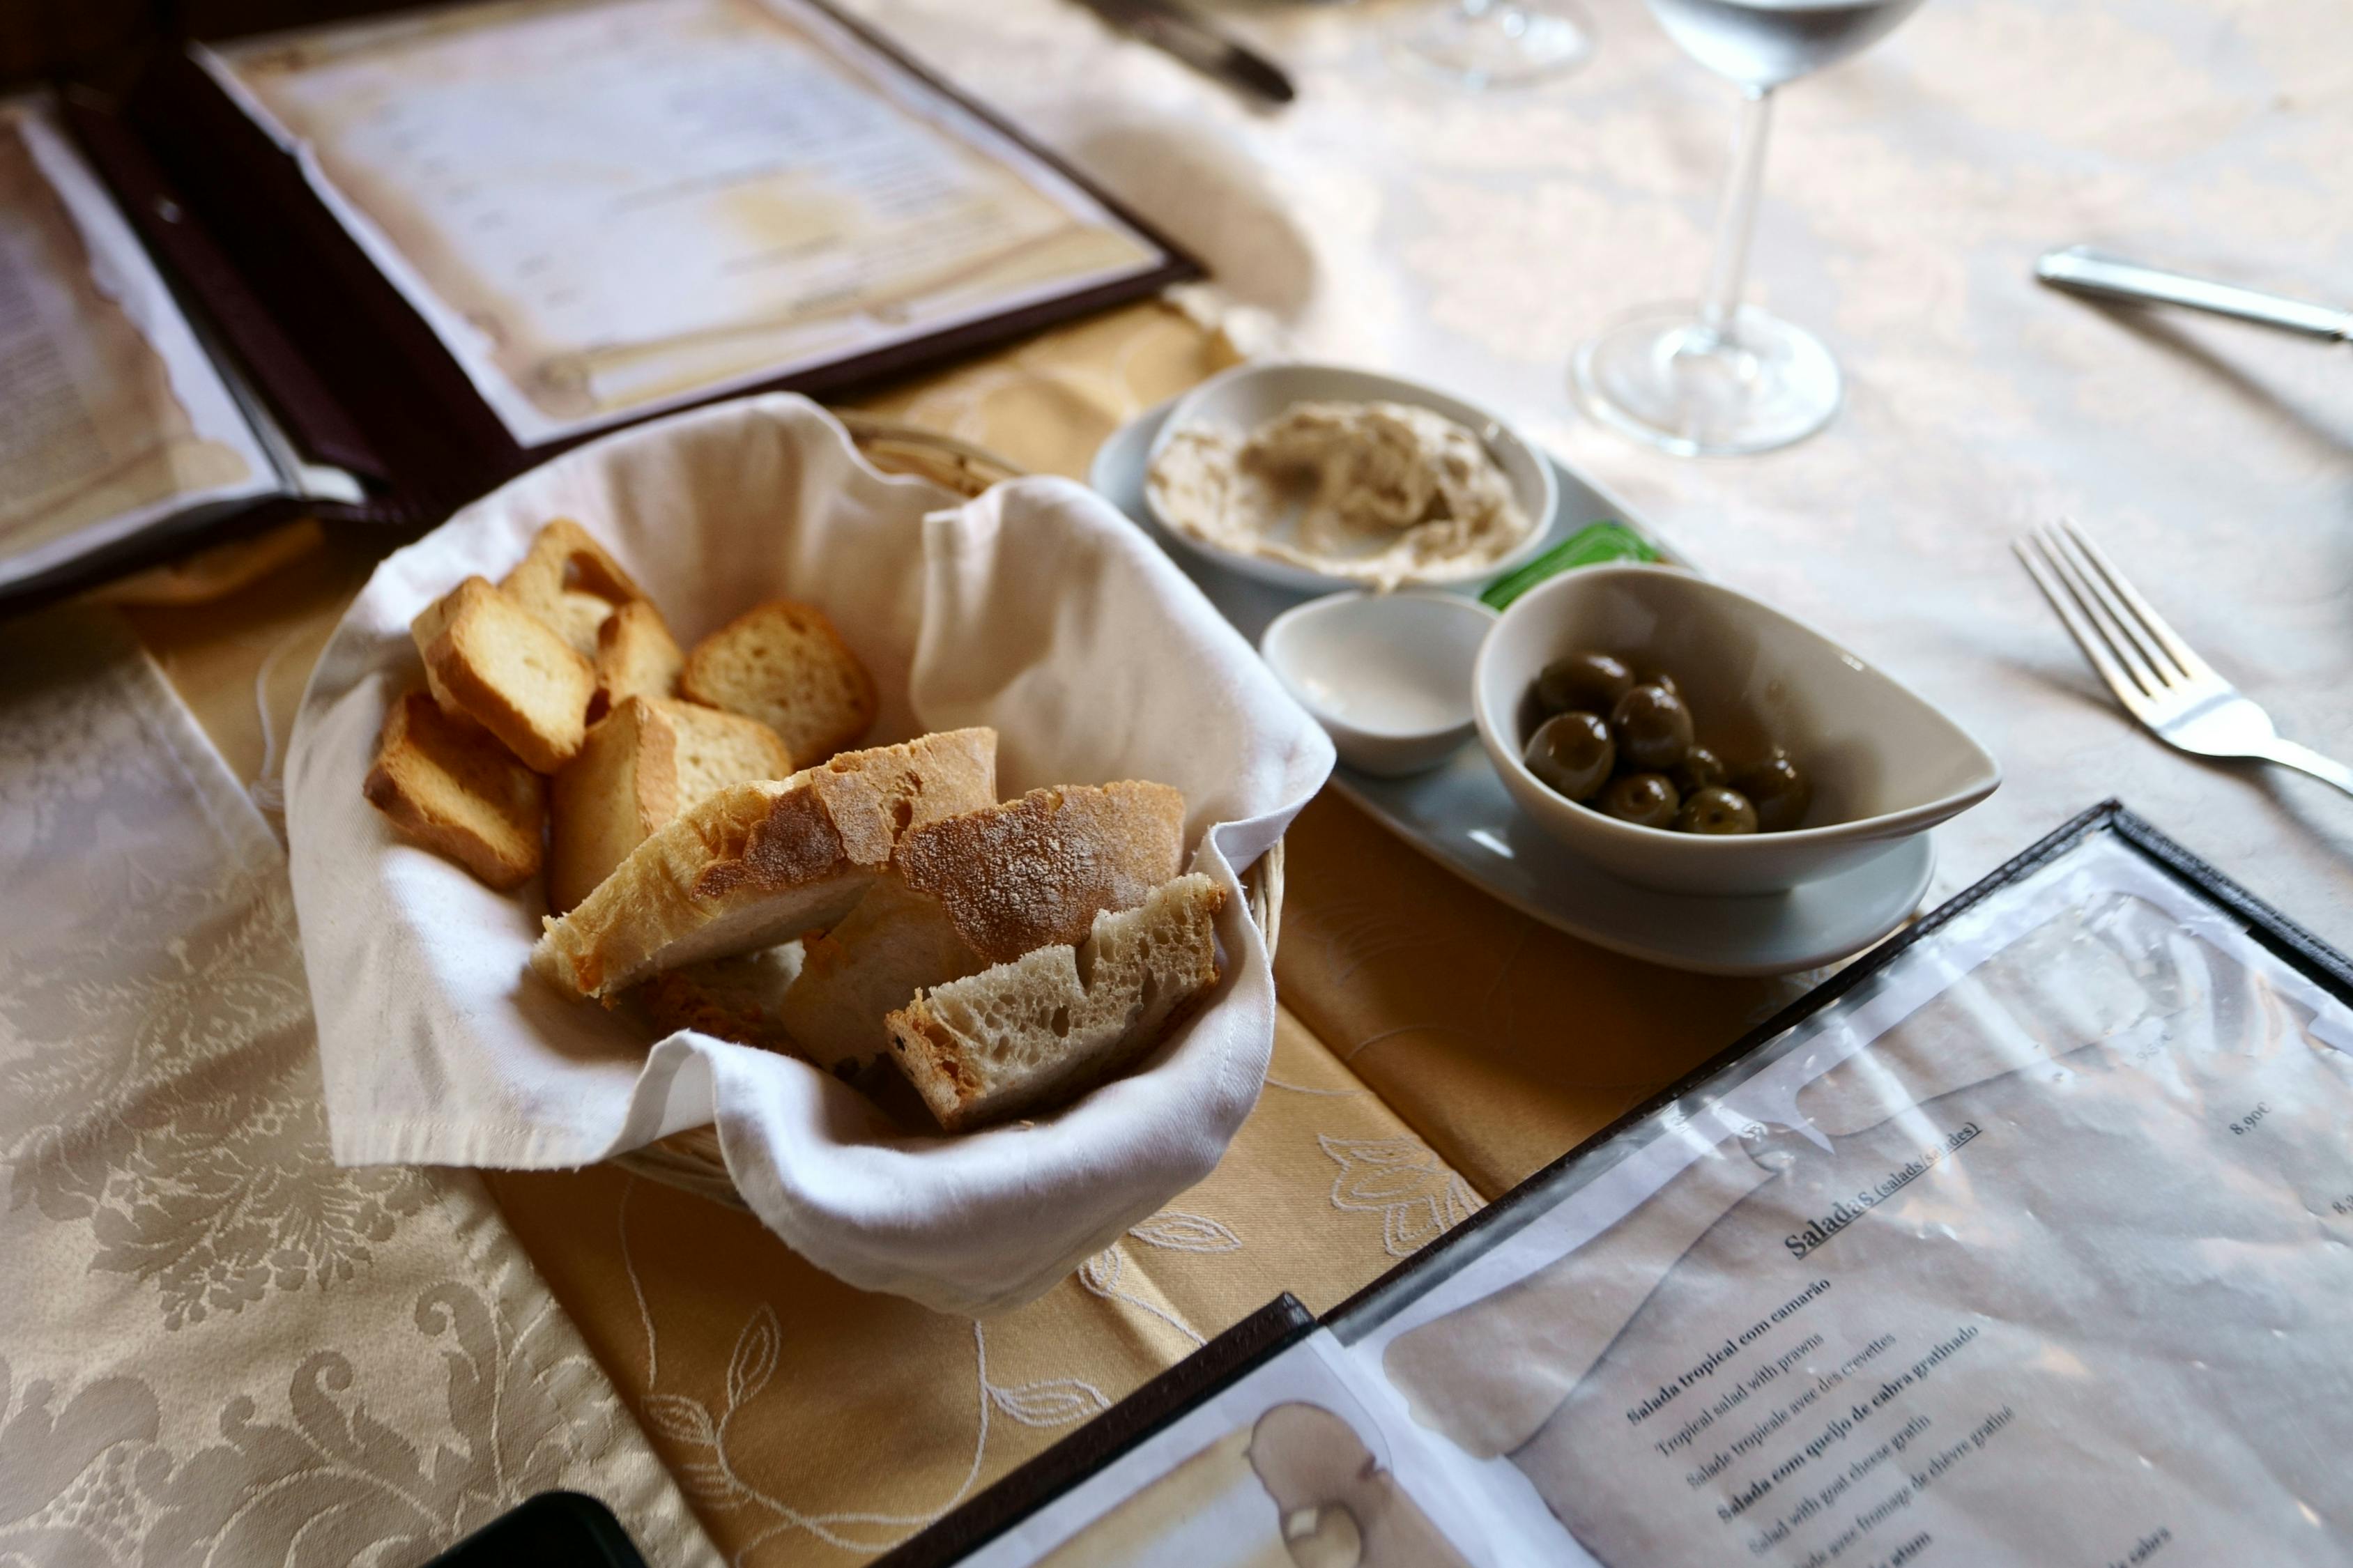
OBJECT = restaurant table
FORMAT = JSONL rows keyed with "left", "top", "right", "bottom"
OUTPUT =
{"left": 8, "top": 0, "right": 2352, "bottom": 1562}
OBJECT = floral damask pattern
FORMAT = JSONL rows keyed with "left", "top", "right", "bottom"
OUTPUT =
{"left": 0, "top": 861, "right": 430, "bottom": 1329}
{"left": 0, "top": 1276, "right": 634, "bottom": 1565}
{"left": 0, "top": 611, "right": 712, "bottom": 1568}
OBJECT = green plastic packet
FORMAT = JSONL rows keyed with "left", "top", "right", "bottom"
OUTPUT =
{"left": 1479, "top": 522, "right": 1660, "bottom": 610}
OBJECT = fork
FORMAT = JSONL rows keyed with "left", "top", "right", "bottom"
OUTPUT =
{"left": 2016, "top": 520, "right": 2353, "bottom": 799}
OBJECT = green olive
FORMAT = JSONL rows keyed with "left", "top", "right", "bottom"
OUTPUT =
{"left": 1609, "top": 684, "right": 1694, "bottom": 771}
{"left": 1534, "top": 651, "right": 1634, "bottom": 718}
{"left": 1671, "top": 745, "right": 1727, "bottom": 796}
{"left": 1600, "top": 771, "right": 1680, "bottom": 828}
{"left": 1524, "top": 712, "right": 1615, "bottom": 801}
{"left": 1736, "top": 753, "right": 1814, "bottom": 833}
{"left": 1676, "top": 786, "right": 1759, "bottom": 835}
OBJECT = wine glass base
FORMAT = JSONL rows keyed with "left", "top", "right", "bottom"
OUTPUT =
{"left": 1395, "top": 0, "right": 1596, "bottom": 88}
{"left": 1572, "top": 304, "right": 1841, "bottom": 456}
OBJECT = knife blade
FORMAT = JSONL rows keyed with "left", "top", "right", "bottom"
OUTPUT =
{"left": 1074, "top": 0, "right": 1296, "bottom": 105}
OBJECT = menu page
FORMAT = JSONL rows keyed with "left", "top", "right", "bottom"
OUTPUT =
{"left": 935, "top": 825, "right": 2353, "bottom": 1567}
{"left": 0, "top": 100, "right": 275, "bottom": 590}
{"left": 206, "top": 0, "right": 1167, "bottom": 447}
{"left": 1352, "top": 829, "right": 2353, "bottom": 1567}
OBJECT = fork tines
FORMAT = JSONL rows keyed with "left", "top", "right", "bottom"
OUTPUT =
{"left": 2014, "top": 520, "right": 2218, "bottom": 714}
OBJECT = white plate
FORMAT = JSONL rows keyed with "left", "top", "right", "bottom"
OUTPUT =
{"left": 1091, "top": 399, "right": 1934, "bottom": 976}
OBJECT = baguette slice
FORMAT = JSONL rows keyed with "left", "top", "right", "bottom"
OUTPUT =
{"left": 499, "top": 517, "right": 650, "bottom": 658}
{"left": 887, "top": 873, "right": 1225, "bottom": 1132}
{"left": 680, "top": 600, "right": 877, "bottom": 762}
{"left": 363, "top": 690, "right": 546, "bottom": 890}
{"left": 777, "top": 781, "right": 1186, "bottom": 1078}
{"left": 411, "top": 576, "right": 595, "bottom": 773}
{"left": 547, "top": 696, "right": 793, "bottom": 914}
{"left": 531, "top": 727, "right": 998, "bottom": 1000}
{"left": 591, "top": 599, "right": 684, "bottom": 719}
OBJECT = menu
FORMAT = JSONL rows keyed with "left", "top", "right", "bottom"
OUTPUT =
{"left": 203, "top": 0, "right": 1172, "bottom": 447}
{"left": 0, "top": 98, "right": 275, "bottom": 591}
{"left": 910, "top": 814, "right": 2353, "bottom": 1568}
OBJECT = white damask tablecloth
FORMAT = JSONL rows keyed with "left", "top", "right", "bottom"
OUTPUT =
{"left": 0, "top": 609, "right": 717, "bottom": 1566}
{"left": 850, "top": 0, "right": 2353, "bottom": 941}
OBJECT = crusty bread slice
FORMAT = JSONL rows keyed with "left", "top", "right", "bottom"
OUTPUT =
{"left": 776, "top": 781, "right": 1186, "bottom": 1077}
{"left": 637, "top": 943, "right": 804, "bottom": 1052}
{"left": 547, "top": 696, "right": 793, "bottom": 914}
{"left": 590, "top": 599, "right": 684, "bottom": 720}
{"left": 887, "top": 873, "right": 1225, "bottom": 1131}
{"left": 680, "top": 600, "right": 877, "bottom": 762}
{"left": 363, "top": 689, "right": 546, "bottom": 890}
{"left": 411, "top": 576, "right": 596, "bottom": 774}
{"left": 499, "top": 517, "right": 650, "bottom": 659}
{"left": 530, "top": 727, "right": 998, "bottom": 1000}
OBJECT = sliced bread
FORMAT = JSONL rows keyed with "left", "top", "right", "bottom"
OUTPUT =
{"left": 363, "top": 689, "right": 546, "bottom": 890}
{"left": 637, "top": 943, "right": 804, "bottom": 1052}
{"left": 887, "top": 873, "right": 1225, "bottom": 1131}
{"left": 411, "top": 575, "right": 596, "bottom": 773}
{"left": 499, "top": 517, "right": 650, "bottom": 658}
{"left": 546, "top": 695, "right": 793, "bottom": 914}
{"left": 530, "top": 726, "right": 998, "bottom": 1000}
{"left": 590, "top": 599, "right": 684, "bottom": 720}
{"left": 680, "top": 600, "right": 877, "bottom": 762}
{"left": 776, "top": 781, "right": 1186, "bottom": 1078}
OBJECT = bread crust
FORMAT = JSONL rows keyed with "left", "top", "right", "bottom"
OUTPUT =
{"left": 772, "top": 781, "right": 1188, "bottom": 1079}
{"left": 590, "top": 599, "right": 684, "bottom": 720}
{"left": 500, "top": 518, "right": 650, "bottom": 657}
{"left": 530, "top": 726, "right": 997, "bottom": 999}
{"left": 680, "top": 600, "right": 878, "bottom": 762}
{"left": 886, "top": 873, "right": 1225, "bottom": 1130}
{"left": 896, "top": 781, "right": 1186, "bottom": 962}
{"left": 364, "top": 689, "right": 546, "bottom": 890}
{"left": 411, "top": 576, "right": 595, "bottom": 773}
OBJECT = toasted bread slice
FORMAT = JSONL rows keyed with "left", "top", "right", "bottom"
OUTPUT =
{"left": 499, "top": 518, "right": 650, "bottom": 658}
{"left": 776, "top": 781, "right": 1186, "bottom": 1077}
{"left": 530, "top": 727, "right": 998, "bottom": 1000}
{"left": 547, "top": 696, "right": 793, "bottom": 914}
{"left": 680, "top": 600, "right": 877, "bottom": 762}
{"left": 590, "top": 599, "right": 684, "bottom": 720}
{"left": 364, "top": 689, "right": 546, "bottom": 890}
{"left": 411, "top": 576, "right": 597, "bottom": 774}
{"left": 887, "top": 873, "right": 1225, "bottom": 1131}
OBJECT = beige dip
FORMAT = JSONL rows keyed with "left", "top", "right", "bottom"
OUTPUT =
{"left": 1145, "top": 400, "right": 1535, "bottom": 590}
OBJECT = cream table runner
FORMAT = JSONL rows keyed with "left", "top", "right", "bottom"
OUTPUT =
{"left": 0, "top": 608, "right": 716, "bottom": 1566}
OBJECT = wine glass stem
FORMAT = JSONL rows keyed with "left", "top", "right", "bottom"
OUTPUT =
{"left": 1698, "top": 86, "right": 1775, "bottom": 346}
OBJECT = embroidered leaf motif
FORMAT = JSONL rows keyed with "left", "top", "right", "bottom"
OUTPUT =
{"left": 642, "top": 1392, "right": 716, "bottom": 1448}
{"left": 1078, "top": 1245, "right": 1124, "bottom": 1295}
{"left": 726, "top": 1305, "right": 780, "bottom": 1411}
{"left": 1128, "top": 1210, "right": 1241, "bottom": 1253}
{"left": 987, "top": 1378, "right": 1112, "bottom": 1427}
{"left": 677, "top": 1458, "right": 744, "bottom": 1505}
{"left": 1318, "top": 1135, "right": 1482, "bottom": 1258}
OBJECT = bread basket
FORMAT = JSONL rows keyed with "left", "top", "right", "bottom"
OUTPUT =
{"left": 609, "top": 412, "right": 1287, "bottom": 1210}
{"left": 287, "top": 392, "right": 1328, "bottom": 1311}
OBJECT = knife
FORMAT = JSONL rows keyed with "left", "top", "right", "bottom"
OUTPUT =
{"left": 1073, "top": 0, "right": 1296, "bottom": 105}
{"left": 2036, "top": 245, "right": 2352, "bottom": 344}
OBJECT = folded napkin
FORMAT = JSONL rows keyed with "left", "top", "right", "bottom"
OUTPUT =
{"left": 286, "top": 394, "right": 1333, "bottom": 1314}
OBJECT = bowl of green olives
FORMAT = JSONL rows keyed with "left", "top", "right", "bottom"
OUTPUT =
{"left": 1473, "top": 564, "right": 1999, "bottom": 896}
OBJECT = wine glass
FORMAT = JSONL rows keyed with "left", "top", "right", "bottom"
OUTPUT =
{"left": 1572, "top": 0, "right": 1926, "bottom": 454}
{"left": 1395, "top": 0, "right": 1597, "bottom": 90}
